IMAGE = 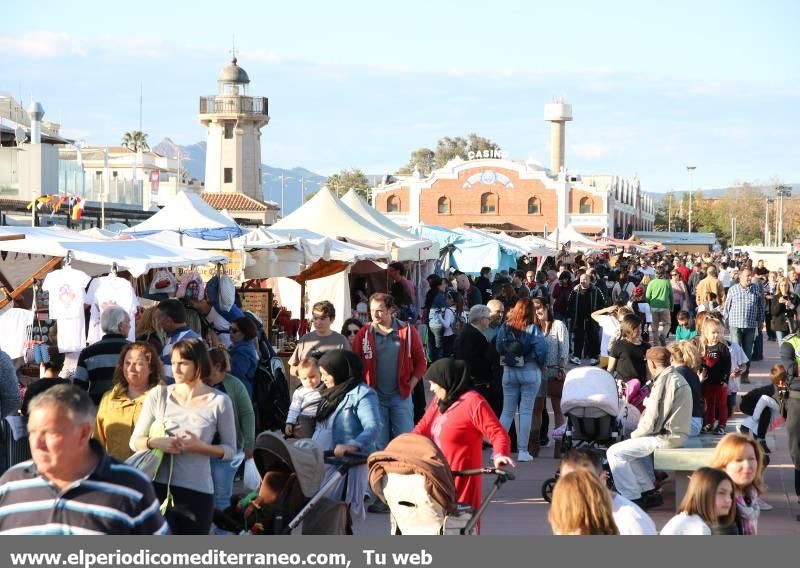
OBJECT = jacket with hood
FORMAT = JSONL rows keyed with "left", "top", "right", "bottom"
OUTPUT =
{"left": 352, "top": 319, "right": 427, "bottom": 399}
{"left": 631, "top": 366, "right": 692, "bottom": 448}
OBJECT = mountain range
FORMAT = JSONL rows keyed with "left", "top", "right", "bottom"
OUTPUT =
{"left": 152, "top": 137, "right": 328, "bottom": 214}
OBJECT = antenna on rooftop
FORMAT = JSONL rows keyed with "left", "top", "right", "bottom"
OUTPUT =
{"left": 230, "top": 35, "right": 238, "bottom": 62}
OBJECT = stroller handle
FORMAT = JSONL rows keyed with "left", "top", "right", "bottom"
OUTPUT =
{"left": 452, "top": 467, "right": 516, "bottom": 482}
{"left": 323, "top": 450, "right": 369, "bottom": 466}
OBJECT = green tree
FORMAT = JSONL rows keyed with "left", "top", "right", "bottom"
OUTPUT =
{"left": 121, "top": 130, "right": 150, "bottom": 152}
{"left": 324, "top": 168, "right": 370, "bottom": 200}
{"left": 397, "top": 133, "right": 502, "bottom": 174}
{"left": 397, "top": 147, "right": 435, "bottom": 175}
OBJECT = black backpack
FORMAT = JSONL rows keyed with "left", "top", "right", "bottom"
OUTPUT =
{"left": 243, "top": 311, "right": 291, "bottom": 433}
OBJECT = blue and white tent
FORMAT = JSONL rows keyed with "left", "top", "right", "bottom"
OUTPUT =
{"left": 409, "top": 225, "right": 521, "bottom": 274}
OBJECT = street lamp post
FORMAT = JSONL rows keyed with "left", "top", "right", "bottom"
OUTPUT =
{"left": 777, "top": 184, "right": 792, "bottom": 246}
{"left": 686, "top": 166, "right": 696, "bottom": 233}
{"left": 765, "top": 197, "right": 773, "bottom": 247}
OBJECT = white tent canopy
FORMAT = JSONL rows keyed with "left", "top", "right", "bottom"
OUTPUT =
{"left": 548, "top": 225, "right": 604, "bottom": 251}
{"left": 122, "top": 191, "right": 244, "bottom": 240}
{"left": 0, "top": 226, "right": 227, "bottom": 278}
{"left": 340, "top": 189, "right": 437, "bottom": 260}
{"left": 271, "top": 187, "right": 432, "bottom": 261}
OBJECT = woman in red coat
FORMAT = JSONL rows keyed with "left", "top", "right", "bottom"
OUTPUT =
{"left": 413, "top": 358, "right": 513, "bottom": 532}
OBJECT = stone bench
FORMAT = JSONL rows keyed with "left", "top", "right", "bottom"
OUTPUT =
{"left": 653, "top": 417, "right": 744, "bottom": 510}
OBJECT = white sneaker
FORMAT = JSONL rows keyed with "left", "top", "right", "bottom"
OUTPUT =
{"left": 516, "top": 451, "right": 534, "bottom": 462}
{"left": 569, "top": 356, "right": 582, "bottom": 366}
{"left": 757, "top": 497, "right": 773, "bottom": 511}
{"left": 588, "top": 358, "right": 599, "bottom": 366}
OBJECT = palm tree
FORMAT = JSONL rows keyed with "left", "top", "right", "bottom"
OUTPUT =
{"left": 121, "top": 130, "right": 150, "bottom": 152}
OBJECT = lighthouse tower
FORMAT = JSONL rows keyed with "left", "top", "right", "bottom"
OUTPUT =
{"left": 199, "top": 57, "right": 270, "bottom": 200}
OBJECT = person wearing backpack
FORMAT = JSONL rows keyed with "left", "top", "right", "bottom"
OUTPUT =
{"left": 612, "top": 270, "right": 635, "bottom": 305}
{"left": 495, "top": 298, "right": 548, "bottom": 462}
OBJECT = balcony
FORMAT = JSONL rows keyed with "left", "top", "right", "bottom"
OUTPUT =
{"left": 199, "top": 96, "right": 269, "bottom": 116}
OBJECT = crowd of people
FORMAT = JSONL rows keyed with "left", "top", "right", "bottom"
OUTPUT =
{"left": 0, "top": 250, "right": 798, "bottom": 536}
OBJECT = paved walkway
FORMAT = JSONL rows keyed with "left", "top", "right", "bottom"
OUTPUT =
{"left": 354, "top": 339, "right": 800, "bottom": 535}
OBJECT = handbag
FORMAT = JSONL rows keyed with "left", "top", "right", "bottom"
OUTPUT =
{"left": 125, "top": 385, "right": 174, "bottom": 513}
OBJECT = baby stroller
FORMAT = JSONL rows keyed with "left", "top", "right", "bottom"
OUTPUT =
{"left": 368, "top": 433, "right": 514, "bottom": 535}
{"left": 214, "top": 432, "right": 366, "bottom": 535}
{"left": 541, "top": 367, "right": 620, "bottom": 502}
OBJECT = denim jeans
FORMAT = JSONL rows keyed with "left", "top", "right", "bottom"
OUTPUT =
{"left": 731, "top": 326, "right": 756, "bottom": 381}
{"left": 210, "top": 449, "right": 245, "bottom": 512}
{"left": 776, "top": 330, "right": 786, "bottom": 343}
{"left": 377, "top": 393, "right": 414, "bottom": 450}
{"left": 607, "top": 436, "right": 669, "bottom": 500}
{"left": 650, "top": 308, "right": 671, "bottom": 346}
{"left": 499, "top": 362, "right": 541, "bottom": 453}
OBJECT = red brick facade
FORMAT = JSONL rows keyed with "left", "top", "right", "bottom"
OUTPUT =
{"left": 375, "top": 165, "right": 588, "bottom": 233}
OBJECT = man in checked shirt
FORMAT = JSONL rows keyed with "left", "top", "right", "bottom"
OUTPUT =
{"left": 722, "top": 268, "right": 765, "bottom": 385}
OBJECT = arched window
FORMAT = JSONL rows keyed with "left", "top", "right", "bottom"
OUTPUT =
{"left": 437, "top": 196, "right": 450, "bottom": 214}
{"left": 387, "top": 195, "right": 400, "bottom": 213}
{"left": 527, "top": 197, "right": 540, "bottom": 215}
{"left": 480, "top": 192, "right": 497, "bottom": 214}
{"left": 579, "top": 197, "right": 592, "bottom": 214}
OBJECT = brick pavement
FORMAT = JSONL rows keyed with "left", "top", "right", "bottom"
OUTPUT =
{"left": 353, "top": 338, "right": 800, "bottom": 535}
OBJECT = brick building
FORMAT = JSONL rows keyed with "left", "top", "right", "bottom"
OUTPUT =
{"left": 372, "top": 101, "right": 655, "bottom": 238}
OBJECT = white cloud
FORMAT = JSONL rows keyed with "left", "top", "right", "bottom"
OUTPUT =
{"left": 0, "top": 32, "right": 88, "bottom": 58}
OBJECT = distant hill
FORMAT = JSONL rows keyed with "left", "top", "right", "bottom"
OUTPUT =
{"left": 152, "top": 137, "right": 327, "bottom": 214}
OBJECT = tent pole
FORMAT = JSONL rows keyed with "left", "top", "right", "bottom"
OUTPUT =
{"left": 0, "top": 256, "right": 63, "bottom": 310}
{"left": 300, "top": 280, "right": 306, "bottom": 325}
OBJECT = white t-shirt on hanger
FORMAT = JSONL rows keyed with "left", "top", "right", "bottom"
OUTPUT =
{"left": 42, "top": 266, "right": 91, "bottom": 353}
{"left": 85, "top": 274, "right": 139, "bottom": 344}
{"left": 0, "top": 308, "right": 34, "bottom": 359}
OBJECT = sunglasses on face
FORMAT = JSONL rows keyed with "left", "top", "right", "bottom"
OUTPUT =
{"left": 230, "top": 327, "right": 241, "bottom": 333}
{"left": 345, "top": 328, "right": 359, "bottom": 336}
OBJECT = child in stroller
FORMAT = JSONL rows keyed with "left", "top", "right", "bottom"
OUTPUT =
{"left": 368, "top": 433, "right": 514, "bottom": 535}
{"left": 542, "top": 367, "right": 620, "bottom": 502}
{"left": 214, "top": 432, "right": 365, "bottom": 535}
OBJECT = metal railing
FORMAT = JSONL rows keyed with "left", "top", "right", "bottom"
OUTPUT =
{"left": 199, "top": 96, "right": 269, "bottom": 116}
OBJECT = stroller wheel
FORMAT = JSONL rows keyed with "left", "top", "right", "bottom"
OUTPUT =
{"left": 541, "top": 478, "right": 557, "bottom": 503}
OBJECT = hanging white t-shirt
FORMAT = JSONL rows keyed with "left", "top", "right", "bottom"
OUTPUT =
{"left": 85, "top": 275, "right": 139, "bottom": 344}
{"left": 0, "top": 308, "right": 34, "bottom": 359}
{"left": 42, "top": 266, "right": 91, "bottom": 353}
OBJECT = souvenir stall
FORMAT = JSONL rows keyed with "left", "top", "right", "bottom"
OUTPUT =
{"left": 0, "top": 226, "right": 226, "bottom": 379}
{"left": 258, "top": 227, "right": 390, "bottom": 364}
{"left": 340, "top": 188, "right": 438, "bottom": 314}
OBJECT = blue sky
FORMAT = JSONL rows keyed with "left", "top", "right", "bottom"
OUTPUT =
{"left": 2, "top": 0, "right": 799, "bottom": 193}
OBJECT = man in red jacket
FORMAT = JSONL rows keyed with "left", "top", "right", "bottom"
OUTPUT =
{"left": 352, "top": 293, "right": 427, "bottom": 452}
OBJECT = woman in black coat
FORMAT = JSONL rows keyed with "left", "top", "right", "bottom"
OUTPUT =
{"left": 770, "top": 278, "right": 799, "bottom": 342}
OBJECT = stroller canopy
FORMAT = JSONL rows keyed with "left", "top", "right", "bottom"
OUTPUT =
{"left": 253, "top": 432, "right": 324, "bottom": 498}
{"left": 368, "top": 433, "right": 457, "bottom": 514}
{"left": 560, "top": 367, "right": 619, "bottom": 417}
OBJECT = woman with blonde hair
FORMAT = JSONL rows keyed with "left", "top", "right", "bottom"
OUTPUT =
{"left": 709, "top": 433, "right": 766, "bottom": 535}
{"left": 668, "top": 341, "right": 705, "bottom": 437}
{"left": 136, "top": 306, "right": 165, "bottom": 355}
{"left": 548, "top": 469, "right": 619, "bottom": 535}
{"left": 95, "top": 342, "right": 164, "bottom": 460}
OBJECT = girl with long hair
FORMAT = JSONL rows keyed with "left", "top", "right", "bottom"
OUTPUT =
{"left": 667, "top": 341, "right": 705, "bottom": 437}
{"left": 548, "top": 469, "right": 619, "bottom": 535}
{"left": 660, "top": 467, "right": 736, "bottom": 535}
{"left": 531, "top": 298, "right": 569, "bottom": 455}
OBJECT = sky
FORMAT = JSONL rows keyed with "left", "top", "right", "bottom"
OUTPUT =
{"left": 2, "top": 0, "right": 799, "bottom": 194}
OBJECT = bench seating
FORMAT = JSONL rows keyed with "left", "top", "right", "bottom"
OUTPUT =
{"left": 653, "top": 417, "right": 744, "bottom": 510}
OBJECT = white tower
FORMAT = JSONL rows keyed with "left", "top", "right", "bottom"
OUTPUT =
{"left": 199, "top": 57, "right": 270, "bottom": 199}
{"left": 544, "top": 100, "right": 573, "bottom": 174}
{"left": 28, "top": 101, "right": 44, "bottom": 144}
